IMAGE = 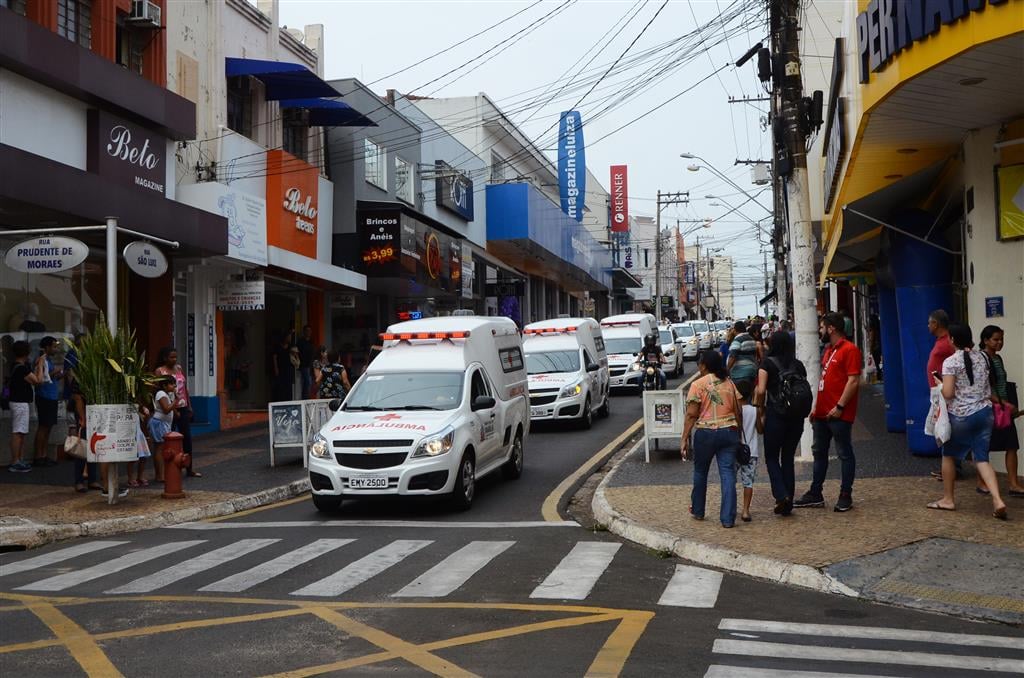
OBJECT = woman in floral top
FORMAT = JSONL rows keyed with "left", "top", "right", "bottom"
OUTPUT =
{"left": 929, "top": 325, "right": 1007, "bottom": 519}
{"left": 682, "top": 350, "right": 744, "bottom": 528}
{"left": 316, "top": 349, "right": 351, "bottom": 400}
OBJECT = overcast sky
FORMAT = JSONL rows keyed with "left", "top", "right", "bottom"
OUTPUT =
{"left": 279, "top": 0, "right": 773, "bottom": 316}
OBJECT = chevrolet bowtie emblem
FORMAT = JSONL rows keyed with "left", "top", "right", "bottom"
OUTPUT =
{"left": 363, "top": 448, "right": 377, "bottom": 455}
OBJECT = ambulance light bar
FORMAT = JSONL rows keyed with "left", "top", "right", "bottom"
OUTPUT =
{"left": 600, "top": 320, "right": 641, "bottom": 327}
{"left": 523, "top": 326, "right": 578, "bottom": 335}
{"left": 380, "top": 331, "right": 471, "bottom": 341}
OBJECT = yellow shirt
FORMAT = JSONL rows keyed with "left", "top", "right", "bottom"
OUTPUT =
{"left": 686, "top": 374, "right": 740, "bottom": 429}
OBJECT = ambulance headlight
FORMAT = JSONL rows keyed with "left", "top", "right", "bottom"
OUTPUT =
{"left": 310, "top": 433, "right": 330, "bottom": 459}
{"left": 560, "top": 381, "right": 583, "bottom": 398}
{"left": 413, "top": 426, "right": 456, "bottom": 458}
{"left": 631, "top": 362, "right": 641, "bottom": 371}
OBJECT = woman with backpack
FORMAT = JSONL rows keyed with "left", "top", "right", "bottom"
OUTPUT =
{"left": 755, "top": 330, "right": 811, "bottom": 516}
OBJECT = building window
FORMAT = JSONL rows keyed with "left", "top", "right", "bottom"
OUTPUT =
{"left": 226, "top": 76, "right": 253, "bottom": 139}
{"left": 490, "top": 151, "right": 507, "bottom": 183}
{"left": 115, "top": 16, "right": 145, "bottom": 74}
{"left": 57, "top": 0, "right": 92, "bottom": 49}
{"left": 0, "top": 0, "right": 27, "bottom": 15}
{"left": 395, "top": 157, "right": 414, "bottom": 204}
{"left": 364, "top": 138, "right": 386, "bottom": 190}
{"left": 282, "top": 108, "right": 309, "bottom": 161}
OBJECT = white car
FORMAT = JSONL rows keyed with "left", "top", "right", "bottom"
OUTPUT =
{"left": 671, "top": 323, "right": 700, "bottom": 360}
{"left": 308, "top": 316, "right": 529, "bottom": 512}
{"left": 600, "top": 313, "right": 658, "bottom": 392}
{"left": 523, "top": 317, "right": 610, "bottom": 428}
{"left": 689, "top": 319, "right": 713, "bottom": 350}
{"left": 658, "top": 325, "right": 683, "bottom": 378}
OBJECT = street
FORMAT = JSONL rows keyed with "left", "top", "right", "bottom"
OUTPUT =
{"left": 2, "top": 368, "right": 1022, "bottom": 677}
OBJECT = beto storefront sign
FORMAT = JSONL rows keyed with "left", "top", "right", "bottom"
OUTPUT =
{"left": 557, "top": 110, "right": 586, "bottom": 223}
{"left": 87, "top": 110, "right": 166, "bottom": 195}
{"left": 610, "top": 165, "right": 629, "bottom": 233}
{"left": 435, "top": 161, "right": 474, "bottom": 221}
{"left": 4, "top": 236, "right": 89, "bottom": 273}
{"left": 266, "top": 150, "right": 319, "bottom": 258}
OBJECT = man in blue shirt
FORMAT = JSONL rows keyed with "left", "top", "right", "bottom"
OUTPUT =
{"left": 33, "top": 336, "right": 62, "bottom": 466}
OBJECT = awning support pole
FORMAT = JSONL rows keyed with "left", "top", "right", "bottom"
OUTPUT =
{"left": 106, "top": 217, "right": 117, "bottom": 333}
{"left": 842, "top": 207, "right": 961, "bottom": 255}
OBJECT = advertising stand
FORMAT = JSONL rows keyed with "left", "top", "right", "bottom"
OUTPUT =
{"left": 268, "top": 399, "right": 333, "bottom": 467}
{"left": 641, "top": 390, "right": 685, "bottom": 462}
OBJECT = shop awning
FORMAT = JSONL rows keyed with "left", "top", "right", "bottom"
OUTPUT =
{"left": 225, "top": 57, "right": 339, "bottom": 100}
{"left": 759, "top": 288, "right": 777, "bottom": 306}
{"left": 611, "top": 266, "right": 643, "bottom": 289}
{"left": 279, "top": 98, "right": 376, "bottom": 128}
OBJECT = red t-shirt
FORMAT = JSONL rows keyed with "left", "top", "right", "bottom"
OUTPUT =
{"left": 813, "top": 338, "right": 862, "bottom": 422}
{"left": 926, "top": 335, "right": 954, "bottom": 387}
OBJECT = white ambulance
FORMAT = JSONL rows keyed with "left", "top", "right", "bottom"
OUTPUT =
{"left": 599, "top": 313, "right": 658, "bottom": 392}
{"left": 522, "top": 317, "right": 610, "bottom": 428}
{"left": 308, "top": 316, "right": 529, "bottom": 512}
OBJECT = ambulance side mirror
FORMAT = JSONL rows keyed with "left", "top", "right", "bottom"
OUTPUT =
{"left": 328, "top": 399, "right": 343, "bottom": 412}
{"left": 586, "top": 362, "right": 600, "bottom": 373}
{"left": 471, "top": 395, "right": 496, "bottom": 411}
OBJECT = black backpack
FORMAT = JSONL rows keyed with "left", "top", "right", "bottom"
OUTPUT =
{"left": 768, "top": 357, "right": 813, "bottom": 418}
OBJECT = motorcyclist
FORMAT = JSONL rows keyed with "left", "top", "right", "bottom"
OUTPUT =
{"left": 640, "top": 332, "right": 667, "bottom": 389}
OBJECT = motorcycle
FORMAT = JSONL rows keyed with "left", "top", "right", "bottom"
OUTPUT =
{"left": 640, "top": 357, "right": 662, "bottom": 392}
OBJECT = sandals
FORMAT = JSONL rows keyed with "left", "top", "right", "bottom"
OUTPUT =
{"left": 186, "top": 471, "right": 203, "bottom": 478}
{"left": 74, "top": 483, "right": 87, "bottom": 493}
{"left": 993, "top": 506, "right": 1008, "bottom": 520}
{"left": 926, "top": 501, "right": 955, "bottom": 511}
{"left": 87, "top": 482, "right": 103, "bottom": 491}
{"left": 128, "top": 480, "right": 141, "bottom": 488}
{"left": 137, "top": 478, "right": 150, "bottom": 487}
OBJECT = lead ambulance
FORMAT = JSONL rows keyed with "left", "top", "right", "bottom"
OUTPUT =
{"left": 600, "top": 313, "right": 658, "bottom": 392}
{"left": 522, "top": 317, "right": 610, "bottom": 428}
{"left": 308, "top": 317, "right": 529, "bottom": 512}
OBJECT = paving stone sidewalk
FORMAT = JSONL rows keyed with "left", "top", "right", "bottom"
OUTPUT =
{"left": 598, "top": 384, "right": 1024, "bottom": 625}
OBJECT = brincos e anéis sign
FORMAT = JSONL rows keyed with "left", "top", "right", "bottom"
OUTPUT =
{"left": 4, "top": 236, "right": 89, "bottom": 273}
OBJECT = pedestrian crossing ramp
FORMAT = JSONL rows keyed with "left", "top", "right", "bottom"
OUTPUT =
{"left": 1, "top": 538, "right": 723, "bottom": 608}
{"left": 706, "top": 618, "right": 1024, "bottom": 677}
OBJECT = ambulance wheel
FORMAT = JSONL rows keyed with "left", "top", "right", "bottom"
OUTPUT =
{"left": 312, "top": 494, "right": 342, "bottom": 513}
{"left": 451, "top": 453, "right": 476, "bottom": 511}
{"left": 502, "top": 433, "right": 524, "bottom": 480}
{"left": 580, "top": 397, "right": 593, "bottom": 430}
{"left": 598, "top": 393, "right": 610, "bottom": 418}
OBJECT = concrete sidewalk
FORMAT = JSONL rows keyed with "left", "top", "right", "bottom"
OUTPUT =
{"left": 594, "top": 384, "right": 1024, "bottom": 625}
{"left": 1, "top": 424, "right": 309, "bottom": 550}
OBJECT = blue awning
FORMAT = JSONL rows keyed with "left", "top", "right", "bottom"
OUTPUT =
{"left": 225, "top": 57, "right": 339, "bottom": 100}
{"left": 279, "top": 98, "right": 376, "bottom": 127}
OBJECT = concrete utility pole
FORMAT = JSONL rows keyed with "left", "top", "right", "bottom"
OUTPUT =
{"left": 775, "top": 0, "right": 818, "bottom": 458}
{"left": 654, "top": 190, "right": 689, "bottom": 322}
{"left": 769, "top": 0, "right": 790, "bottom": 324}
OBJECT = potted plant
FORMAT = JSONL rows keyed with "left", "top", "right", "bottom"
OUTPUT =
{"left": 70, "top": 315, "right": 153, "bottom": 502}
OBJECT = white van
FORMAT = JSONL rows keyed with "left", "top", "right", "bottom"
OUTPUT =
{"left": 599, "top": 313, "right": 658, "bottom": 392}
{"left": 308, "top": 317, "right": 529, "bottom": 512}
{"left": 523, "top": 317, "right": 610, "bottom": 428}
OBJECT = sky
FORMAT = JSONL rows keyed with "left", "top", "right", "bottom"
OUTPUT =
{"left": 278, "top": 0, "right": 774, "bottom": 316}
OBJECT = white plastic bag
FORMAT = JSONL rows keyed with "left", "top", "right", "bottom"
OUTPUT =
{"left": 924, "top": 384, "right": 951, "bottom": 445}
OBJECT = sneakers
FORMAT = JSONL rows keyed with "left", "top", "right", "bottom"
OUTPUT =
{"left": 7, "top": 461, "right": 32, "bottom": 473}
{"left": 101, "top": 487, "right": 130, "bottom": 498}
{"left": 792, "top": 492, "right": 825, "bottom": 508}
{"left": 834, "top": 492, "right": 854, "bottom": 512}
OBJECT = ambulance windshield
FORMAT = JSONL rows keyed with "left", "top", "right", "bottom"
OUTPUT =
{"left": 345, "top": 372, "right": 464, "bottom": 411}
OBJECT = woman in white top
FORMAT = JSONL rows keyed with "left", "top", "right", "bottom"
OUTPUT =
{"left": 148, "top": 376, "right": 176, "bottom": 484}
{"left": 928, "top": 325, "right": 1007, "bottom": 519}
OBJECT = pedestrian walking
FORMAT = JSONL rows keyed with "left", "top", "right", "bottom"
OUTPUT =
{"left": 681, "top": 351, "right": 743, "bottom": 528}
{"left": 296, "top": 325, "right": 316, "bottom": 401}
{"left": 755, "top": 330, "right": 810, "bottom": 516}
{"left": 794, "top": 312, "right": 862, "bottom": 512}
{"left": 316, "top": 350, "right": 351, "bottom": 400}
{"left": 736, "top": 380, "right": 762, "bottom": 523}
{"left": 155, "top": 347, "right": 198, "bottom": 477}
{"left": 980, "top": 325, "right": 1023, "bottom": 497}
{"left": 925, "top": 310, "right": 971, "bottom": 484}
{"left": 7, "top": 341, "right": 39, "bottom": 473}
{"left": 927, "top": 325, "right": 1008, "bottom": 519}
{"left": 66, "top": 369, "right": 98, "bottom": 492}
{"left": 727, "top": 321, "right": 759, "bottom": 389}
{"left": 32, "top": 336, "right": 62, "bottom": 466}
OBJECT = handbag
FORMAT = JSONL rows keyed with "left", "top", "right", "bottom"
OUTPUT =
{"left": 736, "top": 419, "right": 752, "bottom": 466}
{"left": 63, "top": 433, "right": 87, "bottom": 460}
{"left": 994, "top": 402, "right": 1012, "bottom": 430}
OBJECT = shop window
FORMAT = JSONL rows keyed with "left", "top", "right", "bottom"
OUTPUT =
{"left": 490, "top": 152, "right": 507, "bottom": 183}
{"left": 226, "top": 76, "right": 254, "bottom": 139}
{"left": 115, "top": 15, "right": 145, "bottom": 74}
{"left": 57, "top": 0, "right": 92, "bottom": 49}
{"left": 364, "top": 138, "right": 386, "bottom": 190}
{"left": 395, "top": 156, "right": 414, "bottom": 204}
{"left": 282, "top": 108, "right": 309, "bottom": 161}
{"left": 1, "top": 0, "right": 27, "bottom": 15}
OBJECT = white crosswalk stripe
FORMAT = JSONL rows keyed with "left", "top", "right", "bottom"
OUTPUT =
{"left": 106, "top": 539, "right": 280, "bottom": 594}
{"left": 705, "top": 668, "right": 899, "bottom": 678}
{"left": 530, "top": 541, "right": 620, "bottom": 600}
{"left": 0, "top": 541, "right": 127, "bottom": 577}
{"left": 658, "top": 564, "right": 723, "bottom": 608}
{"left": 15, "top": 541, "right": 205, "bottom": 592}
{"left": 199, "top": 539, "right": 356, "bottom": 593}
{"left": 393, "top": 541, "right": 515, "bottom": 598}
{"left": 290, "top": 539, "right": 433, "bottom": 598}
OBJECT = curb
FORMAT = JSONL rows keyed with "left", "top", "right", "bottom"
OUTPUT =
{"left": 591, "top": 438, "right": 859, "bottom": 597}
{"left": 0, "top": 479, "right": 311, "bottom": 550}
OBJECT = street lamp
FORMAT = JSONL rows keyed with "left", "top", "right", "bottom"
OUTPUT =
{"left": 681, "top": 152, "right": 772, "bottom": 215}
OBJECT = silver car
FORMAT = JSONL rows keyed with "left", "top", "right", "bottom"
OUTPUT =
{"left": 671, "top": 323, "right": 700, "bottom": 360}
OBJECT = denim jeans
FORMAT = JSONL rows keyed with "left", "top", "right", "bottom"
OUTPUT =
{"left": 72, "top": 459, "right": 97, "bottom": 485}
{"left": 810, "top": 418, "right": 855, "bottom": 495}
{"left": 300, "top": 367, "right": 314, "bottom": 399}
{"left": 944, "top": 407, "right": 994, "bottom": 463}
{"left": 763, "top": 411, "right": 804, "bottom": 502}
{"left": 691, "top": 427, "right": 739, "bottom": 526}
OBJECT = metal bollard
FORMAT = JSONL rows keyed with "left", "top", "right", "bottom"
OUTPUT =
{"left": 161, "top": 431, "right": 191, "bottom": 499}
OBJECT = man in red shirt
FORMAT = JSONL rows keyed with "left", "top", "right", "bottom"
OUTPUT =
{"left": 926, "top": 310, "right": 954, "bottom": 388}
{"left": 794, "top": 312, "right": 862, "bottom": 512}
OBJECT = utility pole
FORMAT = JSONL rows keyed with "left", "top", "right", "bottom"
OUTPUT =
{"left": 694, "top": 238, "right": 702, "bottom": 320}
{"left": 654, "top": 190, "right": 688, "bottom": 322}
{"left": 769, "top": 0, "right": 790, "bottom": 325}
{"left": 775, "top": 0, "right": 818, "bottom": 458}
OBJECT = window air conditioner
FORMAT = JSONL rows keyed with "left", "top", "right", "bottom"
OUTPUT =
{"left": 127, "top": 0, "right": 161, "bottom": 28}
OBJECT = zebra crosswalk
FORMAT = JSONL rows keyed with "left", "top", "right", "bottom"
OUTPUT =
{"left": 0, "top": 536, "right": 724, "bottom": 608}
{"left": 705, "top": 618, "right": 1024, "bottom": 677}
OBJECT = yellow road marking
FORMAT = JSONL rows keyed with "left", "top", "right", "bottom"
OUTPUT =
{"left": 541, "top": 372, "right": 698, "bottom": 522}
{"left": 204, "top": 494, "right": 310, "bottom": 522}
{"left": 584, "top": 611, "right": 655, "bottom": 677}
{"left": 22, "top": 600, "right": 123, "bottom": 678}
{"left": 875, "top": 580, "right": 1024, "bottom": 613}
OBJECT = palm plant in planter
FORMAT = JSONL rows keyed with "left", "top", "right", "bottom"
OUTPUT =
{"left": 71, "top": 315, "right": 154, "bottom": 498}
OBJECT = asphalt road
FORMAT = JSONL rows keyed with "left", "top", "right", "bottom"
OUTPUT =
{"left": 2, "top": 364, "right": 1022, "bottom": 678}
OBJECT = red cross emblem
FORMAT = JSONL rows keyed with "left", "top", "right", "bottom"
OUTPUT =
{"left": 373, "top": 413, "right": 402, "bottom": 421}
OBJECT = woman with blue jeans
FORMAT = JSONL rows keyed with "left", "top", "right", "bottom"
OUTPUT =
{"left": 755, "top": 330, "right": 806, "bottom": 516}
{"left": 928, "top": 324, "right": 1008, "bottom": 519}
{"left": 682, "top": 351, "right": 743, "bottom": 528}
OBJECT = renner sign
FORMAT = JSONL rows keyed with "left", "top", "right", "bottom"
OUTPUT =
{"left": 87, "top": 110, "right": 166, "bottom": 195}
{"left": 610, "top": 165, "right": 629, "bottom": 233}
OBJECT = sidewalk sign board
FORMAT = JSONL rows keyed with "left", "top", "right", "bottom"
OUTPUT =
{"left": 86, "top": 404, "right": 140, "bottom": 463}
{"left": 642, "top": 390, "right": 684, "bottom": 462}
{"left": 268, "top": 399, "right": 333, "bottom": 467}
